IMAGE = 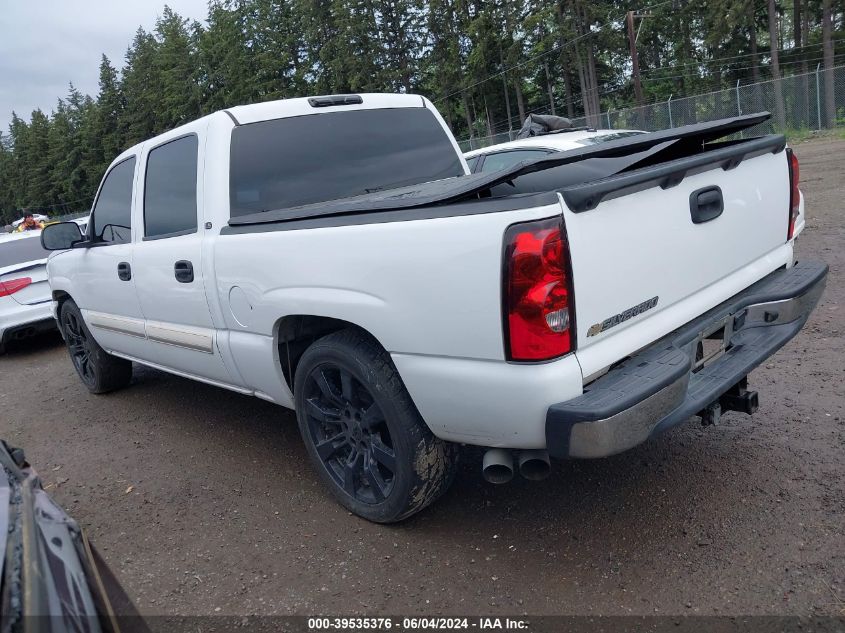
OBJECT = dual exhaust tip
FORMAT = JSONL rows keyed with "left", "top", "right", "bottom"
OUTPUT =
{"left": 482, "top": 448, "right": 551, "bottom": 484}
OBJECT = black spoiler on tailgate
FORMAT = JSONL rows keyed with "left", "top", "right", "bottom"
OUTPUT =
{"left": 228, "top": 112, "right": 774, "bottom": 226}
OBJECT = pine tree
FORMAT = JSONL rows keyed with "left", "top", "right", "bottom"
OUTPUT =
{"left": 252, "top": 0, "right": 308, "bottom": 98}
{"left": 96, "top": 55, "right": 124, "bottom": 165}
{"left": 120, "top": 28, "right": 163, "bottom": 145}
{"left": 155, "top": 6, "right": 202, "bottom": 128}
{"left": 0, "top": 0, "right": 842, "bottom": 217}
{"left": 22, "top": 110, "right": 52, "bottom": 211}
{"left": 198, "top": 0, "right": 259, "bottom": 111}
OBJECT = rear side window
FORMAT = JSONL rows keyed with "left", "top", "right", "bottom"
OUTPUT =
{"left": 93, "top": 157, "right": 136, "bottom": 244}
{"left": 479, "top": 149, "right": 551, "bottom": 173}
{"left": 229, "top": 107, "right": 464, "bottom": 217}
{"left": 465, "top": 156, "right": 480, "bottom": 173}
{"left": 0, "top": 236, "right": 50, "bottom": 269}
{"left": 144, "top": 135, "right": 198, "bottom": 238}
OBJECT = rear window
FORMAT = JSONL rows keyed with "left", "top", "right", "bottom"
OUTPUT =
{"left": 229, "top": 107, "right": 464, "bottom": 217}
{"left": 0, "top": 235, "right": 50, "bottom": 269}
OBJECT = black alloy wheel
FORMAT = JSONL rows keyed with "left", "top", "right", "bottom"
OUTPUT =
{"left": 63, "top": 308, "right": 96, "bottom": 388}
{"left": 293, "top": 329, "right": 459, "bottom": 522}
{"left": 59, "top": 299, "right": 133, "bottom": 394}
{"left": 301, "top": 363, "right": 396, "bottom": 504}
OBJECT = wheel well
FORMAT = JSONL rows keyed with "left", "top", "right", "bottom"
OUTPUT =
{"left": 52, "top": 291, "right": 71, "bottom": 323}
{"left": 277, "top": 315, "right": 371, "bottom": 391}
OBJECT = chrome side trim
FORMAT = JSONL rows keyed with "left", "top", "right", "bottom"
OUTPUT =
{"left": 85, "top": 311, "right": 146, "bottom": 338}
{"left": 567, "top": 375, "right": 689, "bottom": 459}
{"left": 145, "top": 320, "right": 214, "bottom": 354}
{"left": 84, "top": 310, "right": 215, "bottom": 353}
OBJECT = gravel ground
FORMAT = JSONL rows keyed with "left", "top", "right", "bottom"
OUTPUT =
{"left": 1, "top": 136, "right": 843, "bottom": 617}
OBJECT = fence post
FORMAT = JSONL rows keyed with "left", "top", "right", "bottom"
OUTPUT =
{"left": 667, "top": 95, "right": 673, "bottom": 128}
{"left": 606, "top": 110, "right": 611, "bottom": 128}
{"left": 736, "top": 79, "right": 742, "bottom": 115}
{"left": 816, "top": 63, "right": 823, "bottom": 130}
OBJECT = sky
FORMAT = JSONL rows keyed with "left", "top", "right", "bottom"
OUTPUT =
{"left": 0, "top": 0, "right": 210, "bottom": 134}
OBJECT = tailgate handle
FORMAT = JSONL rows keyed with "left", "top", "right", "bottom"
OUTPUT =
{"left": 690, "top": 186, "right": 724, "bottom": 224}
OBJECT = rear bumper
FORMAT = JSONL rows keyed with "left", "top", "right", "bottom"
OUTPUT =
{"left": 0, "top": 301, "right": 55, "bottom": 348}
{"left": 546, "top": 260, "right": 828, "bottom": 459}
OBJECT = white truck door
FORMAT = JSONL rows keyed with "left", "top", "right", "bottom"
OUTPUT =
{"left": 74, "top": 156, "right": 148, "bottom": 360}
{"left": 131, "top": 131, "right": 234, "bottom": 386}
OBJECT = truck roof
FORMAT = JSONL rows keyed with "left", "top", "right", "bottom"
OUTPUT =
{"left": 227, "top": 93, "right": 426, "bottom": 125}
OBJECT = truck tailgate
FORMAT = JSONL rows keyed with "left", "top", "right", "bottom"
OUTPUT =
{"left": 562, "top": 140, "right": 792, "bottom": 376}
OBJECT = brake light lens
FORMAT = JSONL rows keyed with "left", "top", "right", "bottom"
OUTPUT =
{"left": 0, "top": 277, "right": 32, "bottom": 297}
{"left": 787, "top": 148, "right": 800, "bottom": 240}
{"left": 503, "top": 217, "right": 574, "bottom": 361}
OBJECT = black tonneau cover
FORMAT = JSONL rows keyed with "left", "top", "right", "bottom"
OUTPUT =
{"left": 228, "top": 112, "right": 772, "bottom": 227}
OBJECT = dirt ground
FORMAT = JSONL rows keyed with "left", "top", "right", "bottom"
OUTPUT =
{"left": 2, "top": 136, "right": 843, "bottom": 617}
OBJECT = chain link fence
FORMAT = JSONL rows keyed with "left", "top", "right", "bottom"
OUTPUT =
{"left": 459, "top": 64, "right": 845, "bottom": 151}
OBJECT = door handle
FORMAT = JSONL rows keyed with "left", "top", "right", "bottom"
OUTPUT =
{"left": 174, "top": 260, "right": 194, "bottom": 283}
{"left": 117, "top": 262, "right": 131, "bottom": 281}
{"left": 689, "top": 186, "right": 724, "bottom": 224}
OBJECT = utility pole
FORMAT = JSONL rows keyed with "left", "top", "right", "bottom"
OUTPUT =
{"left": 627, "top": 10, "right": 644, "bottom": 109}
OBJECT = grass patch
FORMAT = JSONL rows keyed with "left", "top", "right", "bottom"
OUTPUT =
{"left": 776, "top": 127, "right": 815, "bottom": 143}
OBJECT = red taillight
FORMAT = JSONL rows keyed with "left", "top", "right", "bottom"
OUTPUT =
{"left": 503, "top": 217, "right": 575, "bottom": 361}
{"left": 0, "top": 277, "right": 32, "bottom": 297}
{"left": 787, "top": 148, "right": 800, "bottom": 240}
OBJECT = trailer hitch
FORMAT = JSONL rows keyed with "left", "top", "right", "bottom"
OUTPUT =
{"left": 720, "top": 377, "right": 759, "bottom": 415}
{"left": 698, "top": 377, "right": 759, "bottom": 426}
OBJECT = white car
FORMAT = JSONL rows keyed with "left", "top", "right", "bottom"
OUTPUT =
{"left": 464, "top": 127, "right": 646, "bottom": 173}
{"left": 41, "top": 94, "right": 826, "bottom": 522}
{"left": 10, "top": 214, "right": 50, "bottom": 229}
{"left": 0, "top": 231, "right": 55, "bottom": 354}
{"left": 72, "top": 215, "right": 90, "bottom": 234}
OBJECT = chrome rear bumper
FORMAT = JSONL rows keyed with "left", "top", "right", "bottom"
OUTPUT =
{"left": 545, "top": 260, "right": 828, "bottom": 459}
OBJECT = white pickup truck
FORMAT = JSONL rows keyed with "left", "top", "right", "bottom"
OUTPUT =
{"left": 41, "top": 93, "right": 827, "bottom": 522}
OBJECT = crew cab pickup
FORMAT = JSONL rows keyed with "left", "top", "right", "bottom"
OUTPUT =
{"left": 41, "top": 93, "right": 827, "bottom": 522}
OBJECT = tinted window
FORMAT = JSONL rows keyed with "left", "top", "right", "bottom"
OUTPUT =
{"left": 93, "top": 157, "right": 135, "bottom": 244}
{"left": 230, "top": 108, "right": 465, "bottom": 217}
{"left": 144, "top": 135, "right": 198, "bottom": 238}
{"left": 479, "top": 149, "right": 550, "bottom": 173}
{"left": 465, "top": 156, "right": 480, "bottom": 172}
{"left": 0, "top": 235, "right": 50, "bottom": 268}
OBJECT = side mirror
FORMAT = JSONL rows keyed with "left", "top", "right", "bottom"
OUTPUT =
{"left": 41, "top": 222, "right": 84, "bottom": 251}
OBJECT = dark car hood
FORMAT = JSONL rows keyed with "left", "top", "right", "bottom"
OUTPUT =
{"left": 0, "top": 441, "right": 148, "bottom": 633}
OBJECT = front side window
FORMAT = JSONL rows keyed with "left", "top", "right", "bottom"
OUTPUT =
{"left": 92, "top": 157, "right": 136, "bottom": 244}
{"left": 144, "top": 135, "right": 199, "bottom": 238}
{"left": 229, "top": 107, "right": 465, "bottom": 217}
{"left": 479, "top": 149, "right": 551, "bottom": 173}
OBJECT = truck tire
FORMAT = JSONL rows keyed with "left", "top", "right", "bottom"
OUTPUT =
{"left": 294, "top": 329, "right": 459, "bottom": 523}
{"left": 60, "top": 299, "right": 132, "bottom": 394}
